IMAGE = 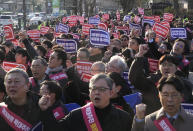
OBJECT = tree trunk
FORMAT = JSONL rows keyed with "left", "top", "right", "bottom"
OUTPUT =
{"left": 188, "top": 0, "right": 193, "bottom": 12}
{"left": 120, "top": 0, "right": 135, "bottom": 15}
{"left": 173, "top": 0, "right": 180, "bottom": 15}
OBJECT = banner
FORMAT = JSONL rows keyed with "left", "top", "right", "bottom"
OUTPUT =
{"left": 89, "top": 17, "right": 100, "bottom": 25}
{"left": 90, "top": 29, "right": 110, "bottom": 46}
{"left": 40, "top": 26, "right": 50, "bottom": 35}
{"left": 98, "top": 23, "right": 108, "bottom": 31}
{"left": 82, "top": 24, "right": 94, "bottom": 35}
{"left": 56, "top": 39, "right": 77, "bottom": 53}
{"left": 138, "top": 8, "right": 144, "bottom": 15}
{"left": 112, "top": 32, "right": 119, "bottom": 39}
{"left": 58, "top": 23, "right": 69, "bottom": 33}
{"left": 3, "top": 24, "right": 14, "bottom": 40}
{"left": 11, "top": 39, "right": 20, "bottom": 47}
{"left": 102, "top": 14, "right": 109, "bottom": 20}
{"left": 153, "top": 22, "right": 169, "bottom": 39}
{"left": 27, "top": 30, "right": 40, "bottom": 42}
{"left": 170, "top": 28, "right": 187, "bottom": 39}
{"left": 71, "top": 33, "right": 80, "bottom": 40}
{"left": 76, "top": 60, "right": 92, "bottom": 76}
{"left": 163, "top": 13, "right": 174, "bottom": 22}
{"left": 143, "top": 16, "right": 155, "bottom": 20}
{"left": 3, "top": 61, "right": 26, "bottom": 71}
{"left": 181, "top": 103, "right": 193, "bottom": 115}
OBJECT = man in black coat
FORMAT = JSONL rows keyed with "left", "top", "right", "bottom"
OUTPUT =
{"left": 39, "top": 74, "right": 133, "bottom": 131}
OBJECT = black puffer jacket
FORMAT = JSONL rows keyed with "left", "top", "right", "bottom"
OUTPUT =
{"left": 0, "top": 94, "right": 41, "bottom": 131}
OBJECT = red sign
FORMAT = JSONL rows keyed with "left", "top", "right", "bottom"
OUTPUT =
{"left": 62, "top": 17, "right": 67, "bottom": 23}
{"left": 54, "top": 32, "right": 63, "bottom": 38}
{"left": 40, "top": 26, "right": 50, "bottom": 35}
{"left": 116, "top": 11, "right": 120, "bottom": 21}
{"left": 27, "top": 30, "right": 40, "bottom": 42}
{"left": 3, "top": 61, "right": 26, "bottom": 71}
{"left": 77, "top": 16, "right": 84, "bottom": 25}
{"left": 11, "top": 39, "right": 20, "bottom": 47}
{"left": 98, "top": 23, "right": 108, "bottom": 31}
{"left": 82, "top": 24, "right": 94, "bottom": 35}
{"left": 143, "top": 16, "right": 155, "bottom": 20}
{"left": 153, "top": 22, "right": 169, "bottom": 39}
{"left": 67, "top": 15, "right": 77, "bottom": 27}
{"left": 160, "top": 21, "right": 170, "bottom": 28}
{"left": 138, "top": 8, "right": 144, "bottom": 15}
{"left": 3, "top": 24, "right": 14, "bottom": 40}
{"left": 148, "top": 58, "right": 159, "bottom": 73}
{"left": 154, "top": 16, "right": 160, "bottom": 23}
{"left": 81, "top": 73, "right": 93, "bottom": 83}
{"left": 112, "top": 33, "right": 119, "bottom": 39}
{"left": 163, "top": 13, "right": 173, "bottom": 22}
{"left": 71, "top": 33, "right": 80, "bottom": 40}
{"left": 134, "top": 15, "right": 141, "bottom": 24}
{"left": 102, "top": 14, "right": 109, "bottom": 20}
{"left": 76, "top": 60, "right": 92, "bottom": 76}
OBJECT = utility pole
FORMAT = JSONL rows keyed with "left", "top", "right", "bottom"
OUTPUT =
{"left": 23, "top": 0, "right": 26, "bottom": 29}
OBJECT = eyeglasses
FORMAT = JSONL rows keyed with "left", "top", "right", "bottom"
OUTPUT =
{"left": 160, "top": 92, "right": 180, "bottom": 99}
{"left": 89, "top": 86, "right": 110, "bottom": 92}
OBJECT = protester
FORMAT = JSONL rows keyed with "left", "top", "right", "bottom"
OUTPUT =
{"left": 39, "top": 73, "right": 133, "bottom": 131}
{"left": 0, "top": 68, "right": 40, "bottom": 130}
{"left": 132, "top": 75, "right": 193, "bottom": 131}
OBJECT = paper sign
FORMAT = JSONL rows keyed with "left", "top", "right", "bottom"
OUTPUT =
{"left": 76, "top": 61, "right": 92, "bottom": 75}
{"left": 181, "top": 103, "right": 193, "bottom": 115}
{"left": 148, "top": 58, "right": 159, "bottom": 73}
{"left": 81, "top": 73, "right": 93, "bottom": 83}
{"left": 27, "top": 30, "right": 40, "bottom": 42}
{"left": 170, "top": 28, "right": 187, "bottom": 39}
{"left": 82, "top": 24, "right": 94, "bottom": 35}
{"left": 40, "top": 26, "right": 50, "bottom": 35}
{"left": 123, "top": 15, "right": 131, "bottom": 22}
{"left": 153, "top": 22, "right": 169, "bottom": 39}
{"left": 3, "top": 24, "right": 14, "bottom": 40}
{"left": 90, "top": 29, "right": 110, "bottom": 46}
{"left": 163, "top": 13, "right": 174, "bottom": 22}
{"left": 138, "top": 8, "right": 144, "bottom": 15}
{"left": 3, "top": 61, "right": 26, "bottom": 71}
{"left": 154, "top": 16, "right": 160, "bottom": 23}
{"left": 56, "top": 39, "right": 77, "bottom": 53}
{"left": 58, "top": 23, "right": 69, "bottom": 33}
{"left": 67, "top": 15, "right": 77, "bottom": 27}
{"left": 102, "top": 14, "right": 109, "bottom": 20}
{"left": 89, "top": 17, "right": 100, "bottom": 25}
{"left": 98, "top": 23, "right": 108, "bottom": 31}
{"left": 62, "top": 17, "right": 67, "bottom": 23}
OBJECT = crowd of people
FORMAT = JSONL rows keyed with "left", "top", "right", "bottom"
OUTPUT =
{"left": 0, "top": 9, "right": 193, "bottom": 131}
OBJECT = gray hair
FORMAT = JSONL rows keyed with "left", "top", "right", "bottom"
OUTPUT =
{"left": 89, "top": 73, "right": 114, "bottom": 90}
{"left": 108, "top": 55, "right": 127, "bottom": 73}
{"left": 91, "top": 61, "right": 105, "bottom": 73}
{"left": 5, "top": 68, "right": 29, "bottom": 84}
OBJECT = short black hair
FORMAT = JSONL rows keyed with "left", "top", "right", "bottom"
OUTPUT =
{"left": 0, "top": 49, "right": 5, "bottom": 64}
{"left": 41, "top": 80, "right": 62, "bottom": 101}
{"left": 42, "top": 40, "right": 53, "bottom": 49}
{"left": 35, "top": 45, "right": 47, "bottom": 56}
{"left": 54, "top": 49, "right": 67, "bottom": 68}
{"left": 157, "top": 75, "right": 184, "bottom": 94}
{"left": 16, "top": 48, "right": 30, "bottom": 61}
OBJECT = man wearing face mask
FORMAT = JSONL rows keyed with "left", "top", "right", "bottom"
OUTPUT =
{"left": 144, "top": 30, "right": 162, "bottom": 60}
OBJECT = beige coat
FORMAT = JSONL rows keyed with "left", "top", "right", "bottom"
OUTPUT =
{"left": 132, "top": 107, "right": 193, "bottom": 131}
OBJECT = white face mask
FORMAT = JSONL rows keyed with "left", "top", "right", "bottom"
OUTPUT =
{"left": 149, "top": 39, "right": 154, "bottom": 43}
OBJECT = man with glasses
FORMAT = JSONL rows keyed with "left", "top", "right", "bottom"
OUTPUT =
{"left": 39, "top": 73, "right": 133, "bottom": 131}
{"left": 132, "top": 75, "right": 193, "bottom": 131}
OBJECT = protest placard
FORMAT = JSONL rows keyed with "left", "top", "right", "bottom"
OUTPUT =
{"left": 3, "top": 61, "right": 26, "bottom": 71}
{"left": 3, "top": 24, "right": 14, "bottom": 40}
{"left": 90, "top": 29, "right": 110, "bottom": 46}
{"left": 153, "top": 22, "right": 169, "bottom": 39}
{"left": 82, "top": 24, "right": 94, "bottom": 35}
{"left": 170, "top": 28, "right": 187, "bottom": 39}
{"left": 89, "top": 17, "right": 100, "bottom": 25}
{"left": 56, "top": 39, "right": 77, "bottom": 53}
{"left": 58, "top": 23, "right": 69, "bottom": 33}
